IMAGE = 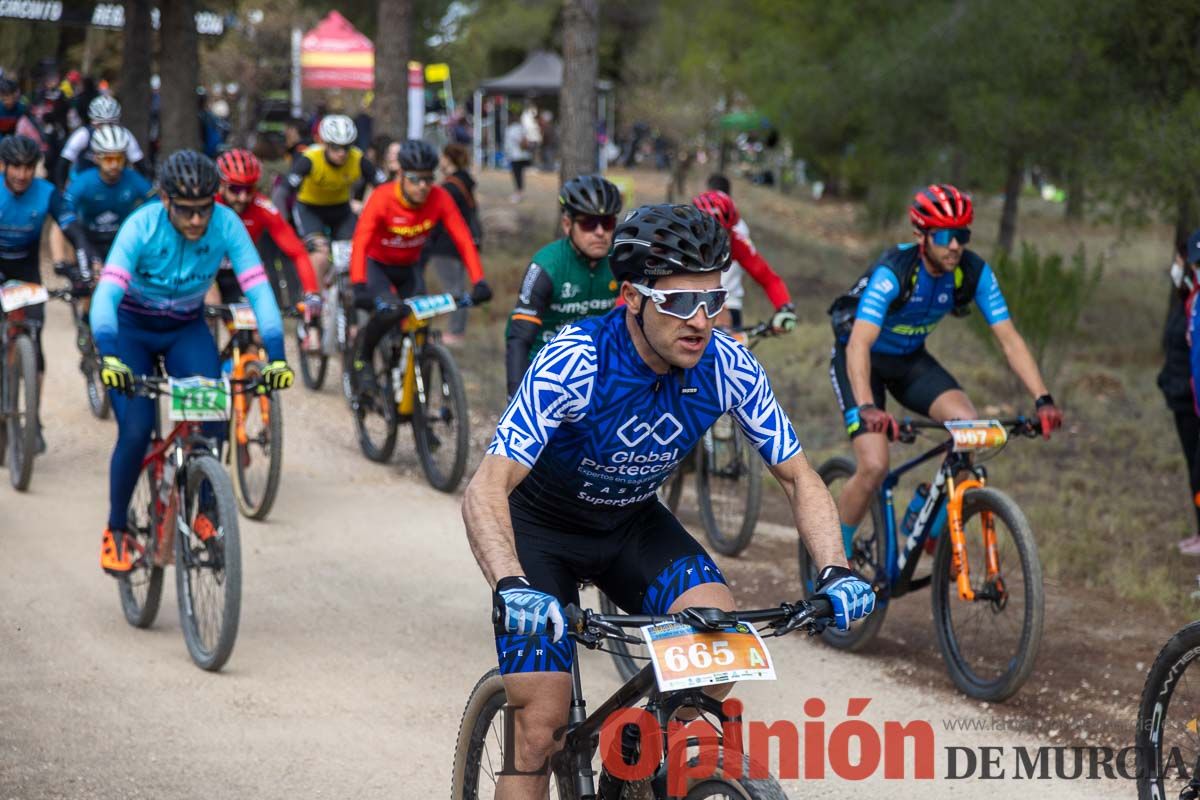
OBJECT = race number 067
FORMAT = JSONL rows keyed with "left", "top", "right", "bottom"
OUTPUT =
{"left": 664, "top": 640, "right": 734, "bottom": 672}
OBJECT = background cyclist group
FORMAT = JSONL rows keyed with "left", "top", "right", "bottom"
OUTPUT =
{"left": 1, "top": 90, "right": 1065, "bottom": 798}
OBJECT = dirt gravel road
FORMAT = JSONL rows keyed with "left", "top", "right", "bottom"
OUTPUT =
{"left": 0, "top": 302, "right": 1130, "bottom": 798}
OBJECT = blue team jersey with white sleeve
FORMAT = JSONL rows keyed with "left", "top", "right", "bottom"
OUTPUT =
{"left": 488, "top": 307, "right": 802, "bottom": 529}
{"left": 852, "top": 244, "right": 1010, "bottom": 355}
{"left": 0, "top": 177, "right": 76, "bottom": 269}
{"left": 63, "top": 167, "right": 153, "bottom": 253}
{"left": 89, "top": 202, "right": 284, "bottom": 360}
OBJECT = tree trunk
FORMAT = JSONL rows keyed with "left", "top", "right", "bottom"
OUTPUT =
{"left": 119, "top": 0, "right": 152, "bottom": 154}
{"left": 997, "top": 149, "right": 1023, "bottom": 255}
{"left": 559, "top": 0, "right": 599, "bottom": 185}
{"left": 374, "top": 0, "right": 411, "bottom": 139}
{"left": 1065, "top": 163, "right": 1084, "bottom": 222}
{"left": 160, "top": 0, "right": 200, "bottom": 153}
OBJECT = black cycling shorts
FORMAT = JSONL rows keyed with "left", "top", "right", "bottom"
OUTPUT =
{"left": 829, "top": 342, "right": 961, "bottom": 435}
{"left": 292, "top": 201, "right": 356, "bottom": 246}
{"left": 495, "top": 498, "right": 727, "bottom": 674}
{"left": 363, "top": 257, "right": 425, "bottom": 302}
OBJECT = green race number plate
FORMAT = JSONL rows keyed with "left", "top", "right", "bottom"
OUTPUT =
{"left": 168, "top": 377, "right": 231, "bottom": 422}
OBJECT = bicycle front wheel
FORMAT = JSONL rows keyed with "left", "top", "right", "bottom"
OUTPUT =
{"left": 119, "top": 460, "right": 164, "bottom": 628}
{"left": 800, "top": 455, "right": 888, "bottom": 651}
{"left": 174, "top": 454, "right": 241, "bottom": 671}
{"left": 931, "top": 486, "right": 1043, "bottom": 702}
{"left": 451, "top": 669, "right": 511, "bottom": 800}
{"left": 232, "top": 365, "right": 283, "bottom": 520}
{"left": 696, "top": 419, "right": 762, "bottom": 556}
{"left": 412, "top": 341, "right": 469, "bottom": 492}
{"left": 682, "top": 753, "right": 788, "bottom": 799}
{"left": 354, "top": 344, "right": 398, "bottom": 463}
{"left": 1137, "top": 621, "right": 1200, "bottom": 800}
{"left": 6, "top": 334, "right": 39, "bottom": 491}
{"left": 297, "top": 322, "right": 328, "bottom": 390}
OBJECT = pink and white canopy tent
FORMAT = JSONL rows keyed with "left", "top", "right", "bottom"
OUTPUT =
{"left": 300, "top": 11, "right": 374, "bottom": 90}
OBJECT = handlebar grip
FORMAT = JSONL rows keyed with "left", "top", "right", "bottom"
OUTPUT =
{"left": 807, "top": 596, "right": 834, "bottom": 620}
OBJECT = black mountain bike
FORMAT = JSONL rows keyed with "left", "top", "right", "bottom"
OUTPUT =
{"left": 0, "top": 280, "right": 46, "bottom": 491}
{"left": 452, "top": 598, "right": 832, "bottom": 799}
{"left": 50, "top": 269, "right": 109, "bottom": 419}
{"left": 1137, "top": 620, "right": 1200, "bottom": 800}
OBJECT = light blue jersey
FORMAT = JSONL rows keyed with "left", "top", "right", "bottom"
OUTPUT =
{"left": 64, "top": 167, "right": 153, "bottom": 254}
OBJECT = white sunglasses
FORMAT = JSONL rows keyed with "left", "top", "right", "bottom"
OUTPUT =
{"left": 632, "top": 283, "right": 728, "bottom": 320}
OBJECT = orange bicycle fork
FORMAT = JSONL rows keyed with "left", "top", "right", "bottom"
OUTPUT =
{"left": 945, "top": 473, "right": 1004, "bottom": 604}
{"left": 229, "top": 344, "right": 269, "bottom": 448}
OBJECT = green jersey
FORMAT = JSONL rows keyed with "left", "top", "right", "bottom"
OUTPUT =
{"left": 504, "top": 237, "right": 618, "bottom": 395}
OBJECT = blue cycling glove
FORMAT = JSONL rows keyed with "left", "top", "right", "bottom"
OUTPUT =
{"left": 814, "top": 565, "right": 876, "bottom": 631}
{"left": 493, "top": 576, "right": 565, "bottom": 642}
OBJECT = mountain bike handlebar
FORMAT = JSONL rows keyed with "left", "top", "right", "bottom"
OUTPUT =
{"left": 561, "top": 597, "right": 834, "bottom": 647}
{"left": 128, "top": 373, "right": 264, "bottom": 399}
{"left": 897, "top": 415, "right": 1043, "bottom": 444}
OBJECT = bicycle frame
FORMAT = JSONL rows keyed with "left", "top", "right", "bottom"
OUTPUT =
{"left": 210, "top": 307, "right": 271, "bottom": 450}
{"left": 383, "top": 315, "right": 434, "bottom": 419}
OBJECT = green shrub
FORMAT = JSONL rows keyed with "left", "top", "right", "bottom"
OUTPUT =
{"left": 968, "top": 242, "right": 1103, "bottom": 382}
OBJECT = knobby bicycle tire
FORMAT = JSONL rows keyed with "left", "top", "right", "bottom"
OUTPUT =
{"left": 119, "top": 462, "right": 165, "bottom": 628}
{"left": 77, "top": 319, "right": 110, "bottom": 419}
{"left": 681, "top": 753, "right": 788, "bottom": 799}
{"left": 696, "top": 422, "right": 762, "bottom": 557}
{"left": 1136, "top": 620, "right": 1200, "bottom": 800}
{"left": 931, "top": 486, "right": 1043, "bottom": 702}
{"left": 232, "top": 363, "right": 283, "bottom": 520}
{"left": 354, "top": 342, "right": 398, "bottom": 463}
{"left": 412, "top": 341, "right": 469, "bottom": 493}
{"left": 801, "top": 455, "right": 888, "bottom": 651}
{"left": 174, "top": 454, "right": 242, "bottom": 671}
{"left": 7, "top": 334, "right": 39, "bottom": 491}
{"left": 297, "top": 323, "right": 328, "bottom": 390}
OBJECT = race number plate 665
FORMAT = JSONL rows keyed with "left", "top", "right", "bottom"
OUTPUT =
{"left": 641, "top": 621, "right": 775, "bottom": 692}
{"left": 168, "top": 377, "right": 231, "bottom": 422}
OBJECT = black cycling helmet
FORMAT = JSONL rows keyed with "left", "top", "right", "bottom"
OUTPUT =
{"left": 609, "top": 203, "right": 730, "bottom": 284}
{"left": 0, "top": 135, "right": 41, "bottom": 166}
{"left": 398, "top": 139, "right": 438, "bottom": 171}
{"left": 559, "top": 174, "right": 623, "bottom": 217}
{"left": 158, "top": 149, "right": 220, "bottom": 200}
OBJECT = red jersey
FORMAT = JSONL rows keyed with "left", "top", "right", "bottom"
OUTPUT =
{"left": 218, "top": 193, "right": 319, "bottom": 294}
{"left": 350, "top": 182, "right": 483, "bottom": 285}
{"left": 729, "top": 227, "right": 791, "bottom": 309}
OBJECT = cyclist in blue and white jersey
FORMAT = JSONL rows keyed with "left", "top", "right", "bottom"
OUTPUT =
{"left": 827, "top": 183, "right": 1063, "bottom": 557}
{"left": 54, "top": 95, "right": 147, "bottom": 187}
{"left": 63, "top": 124, "right": 154, "bottom": 264}
{"left": 0, "top": 134, "right": 95, "bottom": 451}
{"left": 463, "top": 203, "right": 874, "bottom": 800}
{"left": 90, "top": 150, "right": 293, "bottom": 576}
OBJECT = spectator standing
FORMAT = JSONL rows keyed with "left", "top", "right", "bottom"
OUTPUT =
{"left": 1163, "top": 232, "right": 1200, "bottom": 554}
{"left": 503, "top": 117, "right": 531, "bottom": 203}
{"left": 424, "top": 143, "right": 481, "bottom": 344}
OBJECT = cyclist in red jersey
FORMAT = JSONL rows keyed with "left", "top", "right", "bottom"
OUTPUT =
{"left": 693, "top": 188, "right": 797, "bottom": 334}
{"left": 210, "top": 149, "right": 320, "bottom": 309}
{"left": 348, "top": 139, "right": 492, "bottom": 396}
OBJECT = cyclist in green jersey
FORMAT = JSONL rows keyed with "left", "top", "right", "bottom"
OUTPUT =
{"left": 504, "top": 175, "right": 623, "bottom": 398}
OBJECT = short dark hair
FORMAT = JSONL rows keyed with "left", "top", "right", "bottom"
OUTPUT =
{"left": 706, "top": 173, "right": 731, "bottom": 194}
{"left": 443, "top": 142, "right": 470, "bottom": 171}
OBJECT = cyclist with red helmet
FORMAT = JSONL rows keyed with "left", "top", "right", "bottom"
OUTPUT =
{"left": 827, "top": 184, "right": 1063, "bottom": 556}
{"left": 210, "top": 149, "right": 320, "bottom": 315}
{"left": 692, "top": 186, "right": 796, "bottom": 333}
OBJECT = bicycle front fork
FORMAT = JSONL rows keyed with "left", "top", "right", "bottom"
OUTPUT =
{"left": 946, "top": 472, "right": 1002, "bottom": 603}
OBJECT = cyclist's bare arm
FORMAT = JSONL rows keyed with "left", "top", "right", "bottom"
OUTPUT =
{"left": 463, "top": 454, "right": 531, "bottom": 587}
{"left": 767, "top": 452, "right": 848, "bottom": 570}
{"left": 845, "top": 318, "right": 883, "bottom": 408}
{"left": 990, "top": 319, "right": 1050, "bottom": 400}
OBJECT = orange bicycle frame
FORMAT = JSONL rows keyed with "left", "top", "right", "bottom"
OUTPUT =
{"left": 226, "top": 323, "right": 270, "bottom": 447}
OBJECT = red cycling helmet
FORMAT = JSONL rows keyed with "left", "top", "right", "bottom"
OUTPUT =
{"left": 909, "top": 183, "right": 973, "bottom": 229}
{"left": 215, "top": 148, "right": 262, "bottom": 186}
{"left": 692, "top": 189, "right": 740, "bottom": 229}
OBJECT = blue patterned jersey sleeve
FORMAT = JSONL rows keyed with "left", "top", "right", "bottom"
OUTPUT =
{"left": 487, "top": 325, "right": 597, "bottom": 467}
{"left": 973, "top": 263, "right": 1011, "bottom": 325}
{"left": 713, "top": 333, "right": 802, "bottom": 465}
{"left": 853, "top": 265, "right": 902, "bottom": 327}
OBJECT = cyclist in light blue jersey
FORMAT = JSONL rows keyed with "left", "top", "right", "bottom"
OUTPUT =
{"left": 0, "top": 134, "right": 95, "bottom": 451}
{"left": 90, "top": 150, "right": 293, "bottom": 576}
{"left": 827, "top": 184, "right": 1063, "bottom": 557}
{"left": 464, "top": 203, "right": 873, "bottom": 800}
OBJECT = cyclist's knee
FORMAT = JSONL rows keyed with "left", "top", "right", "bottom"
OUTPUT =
{"left": 305, "top": 235, "right": 330, "bottom": 257}
{"left": 502, "top": 673, "right": 571, "bottom": 769}
{"left": 929, "top": 389, "right": 976, "bottom": 421}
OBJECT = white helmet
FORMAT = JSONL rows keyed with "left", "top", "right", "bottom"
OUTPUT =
{"left": 90, "top": 124, "right": 131, "bottom": 156}
{"left": 318, "top": 114, "right": 357, "bottom": 147}
{"left": 88, "top": 95, "right": 121, "bottom": 124}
